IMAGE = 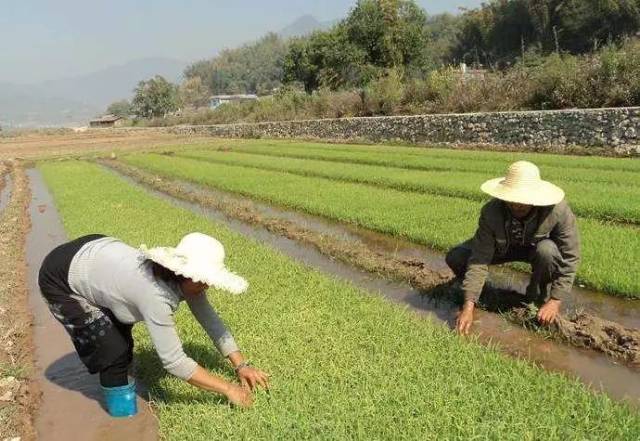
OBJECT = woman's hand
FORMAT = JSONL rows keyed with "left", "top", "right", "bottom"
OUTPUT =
{"left": 187, "top": 365, "right": 253, "bottom": 407}
{"left": 237, "top": 365, "right": 270, "bottom": 391}
{"left": 225, "top": 384, "right": 253, "bottom": 408}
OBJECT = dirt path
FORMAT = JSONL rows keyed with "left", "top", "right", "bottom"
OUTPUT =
{"left": 0, "top": 130, "right": 212, "bottom": 161}
{"left": 26, "top": 169, "right": 158, "bottom": 441}
{"left": 102, "top": 161, "right": 640, "bottom": 406}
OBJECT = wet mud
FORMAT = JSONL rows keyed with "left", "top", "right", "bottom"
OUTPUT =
{"left": 26, "top": 169, "right": 158, "bottom": 441}
{"left": 0, "top": 162, "right": 36, "bottom": 440}
{"left": 103, "top": 159, "right": 640, "bottom": 405}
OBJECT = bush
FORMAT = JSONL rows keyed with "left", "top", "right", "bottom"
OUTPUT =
{"left": 363, "top": 69, "right": 405, "bottom": 116}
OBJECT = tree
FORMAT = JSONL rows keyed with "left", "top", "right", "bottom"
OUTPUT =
{"left": 184, "top": 33, "right": 289, "bottom": 95}
{"left": 179, "top": 77, "right": 210, "bottom": 108}
{"left": 283, "top": 29, "right": 369, "bottom": 93}
{"left": 453, "top": 0, "right": 640, "bottom": 66}
{"left": 106, "top": 99, "right": 132, "bottom": 118}
{"left": 131, "top": 76, "right": 178, "bottom": 118}
{"left": 283, "top": 0, "right": 433, "bottom": 92}
{"left": 343, "top": 0, "right": 430, "bottom": 70}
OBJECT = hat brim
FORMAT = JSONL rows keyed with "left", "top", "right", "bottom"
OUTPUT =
{"left": 140, "top": 246, "right": 248, "bottom": 295}
{"left": 480, "top": 177, "right": 565, "bottom": 206}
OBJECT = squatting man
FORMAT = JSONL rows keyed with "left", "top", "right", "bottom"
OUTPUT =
{"left": 445, "top": 161, "right": 581, "bottom": 335}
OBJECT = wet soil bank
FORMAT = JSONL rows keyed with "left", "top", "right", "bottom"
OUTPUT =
{"left": 26, "top": 169, "right": 158, "bottom": 441}
{"left": 0, "top": 170, "right": 12, "bottom": 212}
{"left": 0, "top": 162, "right": 35, "bottom": 440}
{"left": 103, "top": 160, "right": 640, "bottom": 406}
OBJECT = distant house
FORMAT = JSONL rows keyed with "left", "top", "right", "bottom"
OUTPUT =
{"left": 89, "top": 114, "right": 126, "bottom": 128}
{"left": 209, "top": 94, "right": 258, "bottom": 109}
{"left": 457, "top": 63, "right": 487, "bottom": 81}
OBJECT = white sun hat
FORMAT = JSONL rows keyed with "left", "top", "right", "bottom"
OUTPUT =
{"left": 480, "top": 161, "right": 565, "bottom": 206}
{"left": 140, "top": 233, "right": 248, "bottom": 294}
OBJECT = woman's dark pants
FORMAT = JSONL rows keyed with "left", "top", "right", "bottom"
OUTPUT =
{"left": 38, "top": 234, "right": 133, "bottom": 387}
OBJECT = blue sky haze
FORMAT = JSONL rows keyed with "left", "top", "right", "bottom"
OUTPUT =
{"left": 1, "top": 0, "right": 483, "bottom": 83}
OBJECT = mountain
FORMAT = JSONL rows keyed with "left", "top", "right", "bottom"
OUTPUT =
{"left": 40, "top": 57, "right": 185, "bottom": 110}
{"left": 0, "top": 57, "right": 185, "bottom": 127}
{"left": 278, "top": 15, "right": 337, "bottom": 38}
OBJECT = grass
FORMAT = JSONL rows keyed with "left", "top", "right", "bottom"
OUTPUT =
{"left": 121, "top": 153, "right": 640, "bottom": 299}
{"left": 40, "top": 160, "right": 640, "bottom": 440}
{"left": 175, "top": 149, "right": 640, "bottom": 225}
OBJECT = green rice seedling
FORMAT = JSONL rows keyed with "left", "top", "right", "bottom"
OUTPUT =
{"left": 40, "top": 161, "right": 640, "bottom": 440}
{"left": 121, "top": 154, "right": 640, "bottom": 298}
{"left": 175, "top": 149, "right": 640, "bottom": 224}
{"left": 228, "top": 140, "right": 640, "bottom": 173}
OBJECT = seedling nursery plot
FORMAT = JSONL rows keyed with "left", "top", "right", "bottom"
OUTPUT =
{"left": 39, "top": 160, "right": 640, "bottom": 440}
{"left": 121, "top": 151, "right": 640, "bottom": 299}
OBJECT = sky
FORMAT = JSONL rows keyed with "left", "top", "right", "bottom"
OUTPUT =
{"left": 0, "top": 0, "right": 484, "bottom": 84}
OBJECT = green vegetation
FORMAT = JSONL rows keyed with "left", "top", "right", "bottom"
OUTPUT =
{"left": 184, "top": 33, "right": 288, "bottom": 98}
{"left": 121, "top": 152, "right": 640, "bottom": 298}
{"left": 131, "top": 75, "right": 179, "bottom": 119}
{"left": 40, "top": 160, "right": 640, "bottom": 440}
{"left": 175, "top": 148, "right": 640, "bottom": 224}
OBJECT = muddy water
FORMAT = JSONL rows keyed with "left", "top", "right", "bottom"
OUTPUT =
{"left": 26, "top": 169, "right": 158, "bottom": 441}
{"left": 0, "top": 174, "right": 12, "bottom": 212}
{"left": 173, "top": 180, "right": 640, "bottom": 329}
{"left": 109, "top": 169, "right": 640, "bottom": 406}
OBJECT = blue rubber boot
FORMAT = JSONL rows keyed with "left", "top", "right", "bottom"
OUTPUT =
{"left": 101, "top": 380, "right": 138, "bottom": 418}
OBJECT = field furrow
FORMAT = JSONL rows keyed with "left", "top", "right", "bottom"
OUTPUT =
{"left": 121, "top": 154, "right": 640, "bottom": 298}
{"left": 39, "top": 160, "right": 640, "bottom": 440}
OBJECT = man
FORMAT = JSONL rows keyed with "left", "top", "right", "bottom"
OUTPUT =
{"left": 445, "top": 161, "right": 580, "bottom": 335}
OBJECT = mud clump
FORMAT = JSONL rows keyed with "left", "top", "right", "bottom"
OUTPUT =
{"left": 556, "top": 314, "right": 640, "bottom": 366}
{"left": 103, "top": 159, "right": 640, "bottom": 367}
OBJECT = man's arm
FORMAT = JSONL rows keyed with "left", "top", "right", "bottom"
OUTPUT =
{"left": 457, "top": 206, "right": 496, "bottom": 335}
{"left": 549, "top": 203, "right": 581, "bottom": 300}
{"left": 462, "top": 208, "right": 496, "bottom": 304}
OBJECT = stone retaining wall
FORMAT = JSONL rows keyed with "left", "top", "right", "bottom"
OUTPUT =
{"left": 164, "top": 107, "right": 640, "bottom": 155}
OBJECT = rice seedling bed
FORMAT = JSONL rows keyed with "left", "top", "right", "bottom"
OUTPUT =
{"left": 174, "top": 149, "right": 640, "bottom": 225}
{"left": 39, "top": 160, "right": 640, "bottom": 440}
{"left": 121, "top": 154, "right": 640, "bottom": 299}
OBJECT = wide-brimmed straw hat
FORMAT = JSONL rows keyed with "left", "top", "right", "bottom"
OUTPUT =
{"left": 140, "top": 233, "right": 248, "bottom": 294}
{"left": 480, "top": 161, "right": 565, "bottom": 206}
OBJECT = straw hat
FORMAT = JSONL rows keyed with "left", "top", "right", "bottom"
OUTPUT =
{"left": 140, "top": 233, "right": 248, "bottom": 294}
{"left": 480, "top": 161, "right": 565, "bottom": 206}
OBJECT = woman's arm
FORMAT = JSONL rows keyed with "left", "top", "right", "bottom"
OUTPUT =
{"left": 185, "top": 294, "right": 270, "bottom": 390}
{"left": 140, "top": 300, "right": 253, "bottom": 405}
{"left": 187, "top": 365, "right": 252, "bottom": 407}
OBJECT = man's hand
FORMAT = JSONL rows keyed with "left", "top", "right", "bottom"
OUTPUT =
{"left": 537, "top": 298, "right": 561, "bottom": 326}
{"left": 456, "top": 301, "right": 475, "bottom": 335}
{"left": 237, "top": 365, "right": 270, "bottom": 391}
{"left": 225, "top": 384, "right": 253, "bottom": 408}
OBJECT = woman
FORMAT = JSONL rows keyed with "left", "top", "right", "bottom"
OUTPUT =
{"left": 38, "top": 232, "right": 269, "bottom": 417}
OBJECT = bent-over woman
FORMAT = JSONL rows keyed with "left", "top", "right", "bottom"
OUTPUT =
{"left": 38, "top": 232, "right": 268, "bottom": 417}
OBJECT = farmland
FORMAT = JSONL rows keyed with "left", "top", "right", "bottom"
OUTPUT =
{"left": 121, "top": 148, "right": 640, "bottom": 299}
{"left": 2, "top": 132, "right": 639, "bottom": 440}
{"left": 39, "top": 160, "right": 640, "bottom": 440}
